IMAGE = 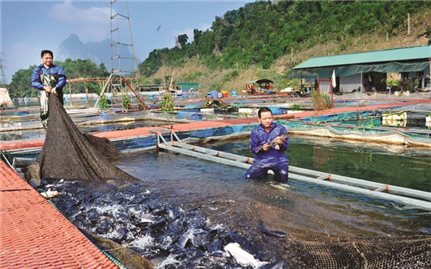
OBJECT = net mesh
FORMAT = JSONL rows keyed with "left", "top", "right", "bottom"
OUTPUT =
{"left": 208, "top": 199, "right": 431, "bottom": 268}
{"left": 27, "top": 95, "right": 136, "bottom": 182}
{"left": 278, "top": 117, "right": 431, "bottom": 143}
{"left": 19, "top": 96, "right": 431, "bottom": 268}
{"left": 285, "top": 232, "right": 431, "bottom": 268}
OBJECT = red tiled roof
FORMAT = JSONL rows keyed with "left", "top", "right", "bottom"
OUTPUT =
{"left": 0, "top": 161, "right": 118, "bottom": 269}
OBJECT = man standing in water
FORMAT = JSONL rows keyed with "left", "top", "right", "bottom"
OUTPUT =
{"left": 245, "top": 107, "right": 289, "bottom": 183}
{"left": 31, "top": 50, "right": 67, "bottom": 127}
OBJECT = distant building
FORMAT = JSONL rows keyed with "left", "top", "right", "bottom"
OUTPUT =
{"left": 245, "top": 79, "right": 274, "bottom": 94}
{"left": 177, "top": 82, "right": 199, "bottom": 92}
{"left": 291, "top": 45, "right": 431, "bottom": 93}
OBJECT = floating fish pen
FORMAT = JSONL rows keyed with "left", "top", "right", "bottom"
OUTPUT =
{"left": 0, "top": 108, "right": 193, "bottom": 141}
{"left": 285, "top": 110, "right": 431, "bottom": 147}
{"left": 2, "top": 96, "right": 431, "bottom": 268}
{"left": 382, "top": 110, "right": 430, "bottom": 128}
{"left": 3, "top": 122, "right": 431, "bottom": 268}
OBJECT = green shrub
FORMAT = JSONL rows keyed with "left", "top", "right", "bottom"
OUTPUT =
{"left": 290, "top": 103, "right": 303, "bottom": 111}
{"left": 122, "top": 93, "right": 131, "bottom": 111}
{"left": 311, "top": 90, "right": 332, "bottom": 110}
{"left": 98, "top": 95, "right": 108, "bottom": 110}
{"left": 160, "top": 93, "right": 174, "bottom": 112}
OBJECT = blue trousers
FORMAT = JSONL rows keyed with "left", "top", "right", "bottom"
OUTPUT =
{"left": 245, "top": 160, "right": 289, "bottom": 183}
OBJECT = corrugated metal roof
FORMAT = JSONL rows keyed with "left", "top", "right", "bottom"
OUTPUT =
{"left": 294, "top": 45, "right": 431, "bottom": 69}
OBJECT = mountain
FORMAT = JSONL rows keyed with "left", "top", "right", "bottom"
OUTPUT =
{"left": 57, "top": 34, "right": 139, "bottom": 73}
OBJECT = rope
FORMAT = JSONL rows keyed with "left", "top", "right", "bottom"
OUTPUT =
{"left": 101, "top": 250, "right": 127, "bottom": 269}
{"left": 352, "top": 241, "right": 368, "bottom": 269}
{"left": 1, "top": 152, "right": 16, "bottom": 172}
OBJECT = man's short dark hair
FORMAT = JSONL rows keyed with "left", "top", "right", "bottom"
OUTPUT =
{"left": 258, "top": 107, "right": 272, "bottom": 118}
{"left": 41, "top": 50, "right": 54, "bottom": 58}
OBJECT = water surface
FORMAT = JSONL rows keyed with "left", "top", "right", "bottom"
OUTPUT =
{"left": 117, "top": 137, "right": 431, "bottom": 237}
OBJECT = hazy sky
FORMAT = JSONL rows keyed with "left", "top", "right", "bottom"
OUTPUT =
{"left": 1, "top": 0, "right": 251, "bottom": 82}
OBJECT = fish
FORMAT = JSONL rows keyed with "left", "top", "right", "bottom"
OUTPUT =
{"left": 258, "top": 220, "right": 287, "bottom": 238}
{"left": 224, "top": 242, "right": 269, "bottom": 268}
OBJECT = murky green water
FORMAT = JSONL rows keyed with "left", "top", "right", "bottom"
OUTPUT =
{"left": 290, "top": 138, "right": 431, "bottom": 192}
{"left": 211, "top": 136, "right": 431, "bottom": 192}
{"left": 116, "top": 135, "right": 431, "bottom": 238}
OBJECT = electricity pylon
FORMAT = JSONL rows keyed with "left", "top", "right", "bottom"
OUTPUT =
{"left": 110, "top": 0, "right": 138, "bottom": 76}
{"left": 95, "top": 0, "right": 146, "bottom": 109}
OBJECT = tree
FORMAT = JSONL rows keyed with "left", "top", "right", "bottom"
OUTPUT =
{"left": 193, "top": 29, "right": 202, "bottom": 45}
{"left": 177, "top": 34, "right": 189, "bottom": 48}
{"left": 137, "top": 1, "right": 430, "bottom": 77}
{"left": 9, "top": 67, "right": 36, "bottom": 98}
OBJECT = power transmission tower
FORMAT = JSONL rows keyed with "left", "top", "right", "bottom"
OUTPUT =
{"left": 110, "top": 0, "right": 138, "bottom": 76}
{"left": 95, "top": 0, "right": 146, "bottom": 109}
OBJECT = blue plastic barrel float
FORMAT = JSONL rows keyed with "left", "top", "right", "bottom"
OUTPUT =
{"left": 269, "top": 107, "right": 287, "bottom": 115}
{"left": 191, "top": 113, "right": 203, "bottom": 120}
{"left": 208, "top": 90, "right": 218, "bottom": 98}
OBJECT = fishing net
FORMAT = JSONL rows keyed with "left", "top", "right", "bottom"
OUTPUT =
{"left": 19, "top": 95, "right": 431, "bottom": 268}
{"left": 25, "top": 94, "right": 136, "bottom": 182}
{"left": 285, "top": 230, "right": 431, "bottom": 268}
{"left": 42, "top": 177, "right": 431, "bottom": 269}
{"left": 205, "top": 197, "right": 431, "bottom": 269}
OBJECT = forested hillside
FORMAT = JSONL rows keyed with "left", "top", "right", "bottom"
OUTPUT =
{"left": 8, "top": 1, "right": 431, "bottom": 97}
{"left": 139, "top": 0, "right": 431, "bottom": 92}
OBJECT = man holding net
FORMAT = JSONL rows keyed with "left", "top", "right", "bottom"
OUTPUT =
{"left": 245, "top": 107, "right": 289, "bottom": 183}
{"left": 31, "top": 49, "right": 67, "bottom": 128}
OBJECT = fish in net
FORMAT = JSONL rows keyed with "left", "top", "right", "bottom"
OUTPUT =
{"left": 25, "top": 94, "right": 137, "bottom": 183}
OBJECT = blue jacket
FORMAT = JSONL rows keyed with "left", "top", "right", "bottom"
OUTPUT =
{"left": 249, "top": 122, "right": 289, "bottom": 164}
{"left": 31, "top": 64, "right": 67, "bottom": 91}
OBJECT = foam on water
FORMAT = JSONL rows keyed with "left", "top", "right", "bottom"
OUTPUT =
{"left": 128, "top": 208, "right": 155, "bottom": 223}
{"left": 96, "top": 204, "right": 124, "bottom": 216}
{"left": 156, "top": 254, "right": 180, "bottom": 268}
{"left": 128, "top": 234, "right": 154, "bottom": 250}
{"left": 103, "top": 227, "right": 124, "bottom": 240}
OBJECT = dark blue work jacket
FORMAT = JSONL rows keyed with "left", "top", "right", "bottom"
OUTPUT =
{"left": 249, "top": 122, "right": 289, "bottom": 164}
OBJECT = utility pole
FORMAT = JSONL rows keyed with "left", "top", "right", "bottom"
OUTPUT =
{"left": 407, "top": 13, "right": 410, "bottom": 35}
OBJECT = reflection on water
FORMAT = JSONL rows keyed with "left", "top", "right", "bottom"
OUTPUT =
{"left": 117, "top": 138, "right": 431, "bottom": 237}
{"left": 0, "top": 130, "right": 45, "bottom": 141}
{"left": 312, "top": 146, "right": 334, "bottom": 169}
